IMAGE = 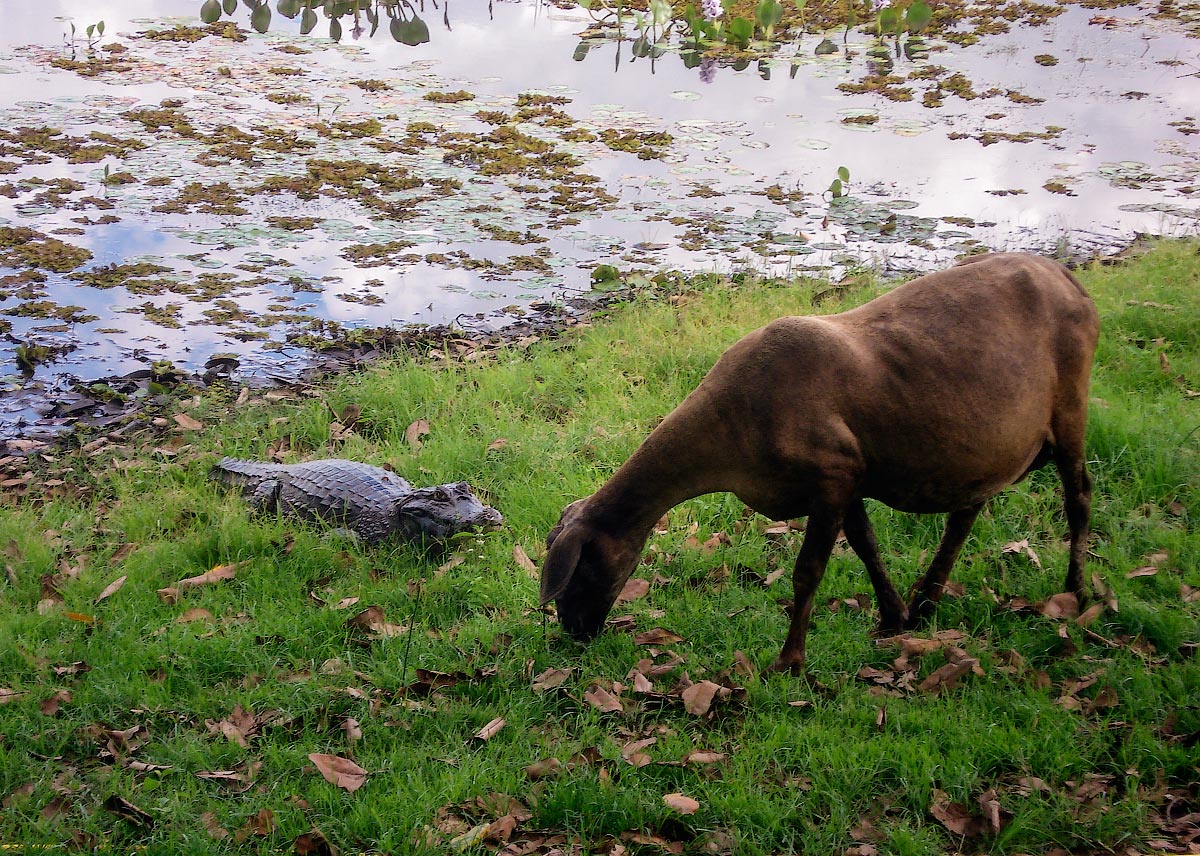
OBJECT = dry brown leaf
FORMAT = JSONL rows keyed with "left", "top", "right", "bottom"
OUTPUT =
{"left": 38, "top": 690, "right": 71, "bottom": 716}
{"left": 978, "top": 789, "right": 1008, "bottom": 834}
{"left": 342, "top": 718, "right": 362, "bottom": 744}
{"left": 109, "top": 542, "right": 137, "bottom": 564}
{"left": 583, "top": 684, "right": 623, "bottom": 713}
{"left": 473, "top": 717, "right": 506, "bottom": 741}
{"left": 1001, "top": 538, "right": 1042, "bottom": 568}
{"left": 1125, "top": 566, "right": 1158, "bottom": 579}
{"left": 293, "top": 827, "right": 337, "bottom": 856}
{"left": 629, "top": 669, "right": 654, "bottom": 693}
{"left": 523, "top": 757, "right": 562, "bottom": 779}
{"left": 929, "top": 789, "right": 982, "bottom": 837}
{"left": 345, "top": 606, "right": 407, "bottom": 638}
{"left": 1036, "top": 592, "right": 1080, "bottom": 620}
{"left": 633, "top": 627, "right": 685, "bottom": 646}
{"left": 436, "top": 553, "right": 465, "bottom": 576}
{"left": 681, "top": 680, "right": 722, "bottom": 716}
{"left": 530, "top": 667, "right": 572, "bottom": 693}
{"left": 176, "top": 608, "right": 214, "bottom": 624}
{"left": 486, "top": 438, "right": 508, "bottom": 452}
{"left": 173, "top": 412, "right": 204, "bottom": 432}
{"left": 177, "top": 562, "right": 243, "bottom": 589}
{"left": 682, "top": 750, "right": 727, "bottom": 766}
{"left": 662, "top": 793, "right": 700, "bottom": 815}
{"left": 0, "top": 687, "right": 26, "bottom": 704}
{"left": 616, "top": 577, "right": 650, "bottom": 604}
{"left": 917, "top": 659, "right": 978, "bottom": 695}
{"left": 93, "top": 575, "right": 127, "bottom": 604}
{"left": 156, "top": 587, "right": 181, "bottom": 604}
{"left": 200, "top": 811, "right": 229, "bottom": 840}
{"left": 102, "top": 795, "right": 154, "bottom": 828}
{"left": 512, "top": 545, "right": 537, "bottom": 574}
{"left": 308, "top": 753, "right": 367, "bottom": 793}
{"left": 234, "top": 808, "right": 276, "bottom": 843}
{"left": 1075, "top": 603, "right": 1105, "bottom": 626}
{"left": 405, "top": 419, "right": 430, "bottom": 450}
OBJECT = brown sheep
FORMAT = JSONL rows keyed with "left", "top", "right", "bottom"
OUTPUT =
{"left": 540, "top": 253, "right": 1101, "bottom": 674}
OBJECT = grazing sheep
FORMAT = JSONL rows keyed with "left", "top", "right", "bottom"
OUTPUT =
{"left": 541, "top": 253, "right": 1101, "bottom": 674}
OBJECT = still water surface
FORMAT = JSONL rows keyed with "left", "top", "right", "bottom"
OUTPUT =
{"left": 0, "top": 0, "right": 1197, "bottom": 433}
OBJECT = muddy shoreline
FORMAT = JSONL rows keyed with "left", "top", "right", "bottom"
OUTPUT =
{"left": 0, "top": 285, "right": 643, "bottom": 447}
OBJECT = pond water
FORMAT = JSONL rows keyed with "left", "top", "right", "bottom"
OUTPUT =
{"left": 0, "top": 0, "right": 1197, "bottom": 435}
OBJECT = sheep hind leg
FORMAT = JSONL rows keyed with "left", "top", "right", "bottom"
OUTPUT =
{"left": 904, "top": 502, "right": 985, "bottom": 629}
{"left": 1054, "top": 445, "right": 1092, "bottom": 596}
{"left": 768, "top": 505, "right": 846, "bottom": 676}
{"left": 842, "top": 498, "right": 909, "bottom": 633}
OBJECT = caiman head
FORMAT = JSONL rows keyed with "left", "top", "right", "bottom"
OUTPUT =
{"left": 394, "top": 482, "right": 503, "bottom": 541}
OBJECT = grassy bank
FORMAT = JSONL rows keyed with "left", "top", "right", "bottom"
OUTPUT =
{"left": 1, "top": 242, "right": 1197, "bottom": 855}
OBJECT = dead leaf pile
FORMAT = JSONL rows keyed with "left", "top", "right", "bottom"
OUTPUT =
{"left": 859, "top": 632, "right": 982, "bottom": 697}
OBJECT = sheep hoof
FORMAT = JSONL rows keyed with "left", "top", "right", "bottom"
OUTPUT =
{"left": 765, "top": 655, "right": 814, "bottom": 680}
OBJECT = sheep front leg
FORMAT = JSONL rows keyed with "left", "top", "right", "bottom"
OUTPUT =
{"left": 842, "top": 498, "right": 909, "bottom": 633}
{"left": 1054, "top": 447, "right": 1092, "bottom": 596}
{"left": 905, "top": 502, "right": 984, "bottom": 628}
{"left": 769, "top": 505, "right": 845, "bottom": 675}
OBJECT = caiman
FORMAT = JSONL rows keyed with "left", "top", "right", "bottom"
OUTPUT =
{"left": 212, "top": 457, "right": 503, "bottom": 543}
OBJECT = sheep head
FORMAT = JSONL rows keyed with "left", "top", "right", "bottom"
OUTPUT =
{"left": 540, "top": 498, "right": 643, "bottom": 640}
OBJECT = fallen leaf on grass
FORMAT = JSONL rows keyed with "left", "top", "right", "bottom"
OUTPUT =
{"left": 176, "top": 608, "right": 214, "bottom": 624}
{"left": 38, "top": 690, "right": 71, "bottom": 716}
{"left": 917, "top": 658, "right": 979, "bottom": 695}
{"left": 234, "top": 808, "right": 276, "bottom": 843}
{"left": 633, "top": 627, "right": 685, "bottom": 646}
{"left": 178, "top": 561, "right": 247, "bottom": 589}
{"left": 102, "top": 795, "right": 154, "bottom": 828}
{"left": 530, "top": 667, "right": 572, "bottom": 693}
{"left": 616, "top": 577, "right": 650, "bottom": 604}
{"left": 405, "top": 419, "right": 430, "bottom": 450}
{"left": 0, "top": 687, "right": 26, "bottom": 704}
{"left": 682, "top": 750, "right": 727, "bottom": 766}
{"left": 681, "top": 680, "right": 723, "bottom": 716}
{"left": 583, "top": 683, "right": 623, "bottom": 713}
{"left": 523, "top": 757, "right": 562, "bottom": 779}
{"left": 486, "top": 438, "right": 508, "bottom": 452}
{"left": 1001, "top": 539, "right": 1042, "bottom": 568}
{"left": 1036, "top": 592, "right": 1080, "bottom": 620}
{"left": 173, "top": 412, "right": 204, "bottom": 432}
{"left": 195, "top": 762, "right": 262, "bottom": 791}
{"left": 345, "top": 606, "right": 408, "bottom": 638}
{"left": 342, "top": 718, "right": 362, "bottom": 745}
{"left": 929, "top": 789, "right": 983, "bottom": 837}
{"left": 51, "top": 661, "right": 90, "bottom": 678}
{"left": 1075, "top": 603, "right": 1106, "bottom": 626}
{"left": 308, "top": 753, "right": 367, "bottom": 793}
{"left": 293, "top": 827, "right": 337, "bottom": 855}
{"left": 512, "top": 545, "right": 537, "bottom": 574}
{"left": 201, "top": 811, "right": 229, "bottom": 840}
{"left": 473, "top": 717, "right": 506, "bottom": 742}
{"left": 621, "top": 736, "right": 657, "bottom": 767}
{"left": 1126, "top": 566, "right": 1158, "bottom": 579}
{"left": 95, "top": 575, "right": 127, "bottom": 603}
{"left": 663, "top": 793, "right": 700, "bottom": 815}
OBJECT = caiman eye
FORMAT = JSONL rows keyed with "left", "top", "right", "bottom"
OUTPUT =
{"left": 433, "top": 488, "right": 449, "bottom": 502}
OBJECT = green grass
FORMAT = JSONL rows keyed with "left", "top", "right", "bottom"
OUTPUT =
{"left": 1, "top": 242, "right": 1197, "bottom": 854}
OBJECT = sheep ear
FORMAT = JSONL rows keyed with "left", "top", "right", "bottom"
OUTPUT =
{"left": 540, "top": 525, "right": 586, "bottom": 605}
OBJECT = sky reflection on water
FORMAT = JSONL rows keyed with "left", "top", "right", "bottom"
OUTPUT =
{"left": 0, "top": 0, "right": 1197, "bottom": 433}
